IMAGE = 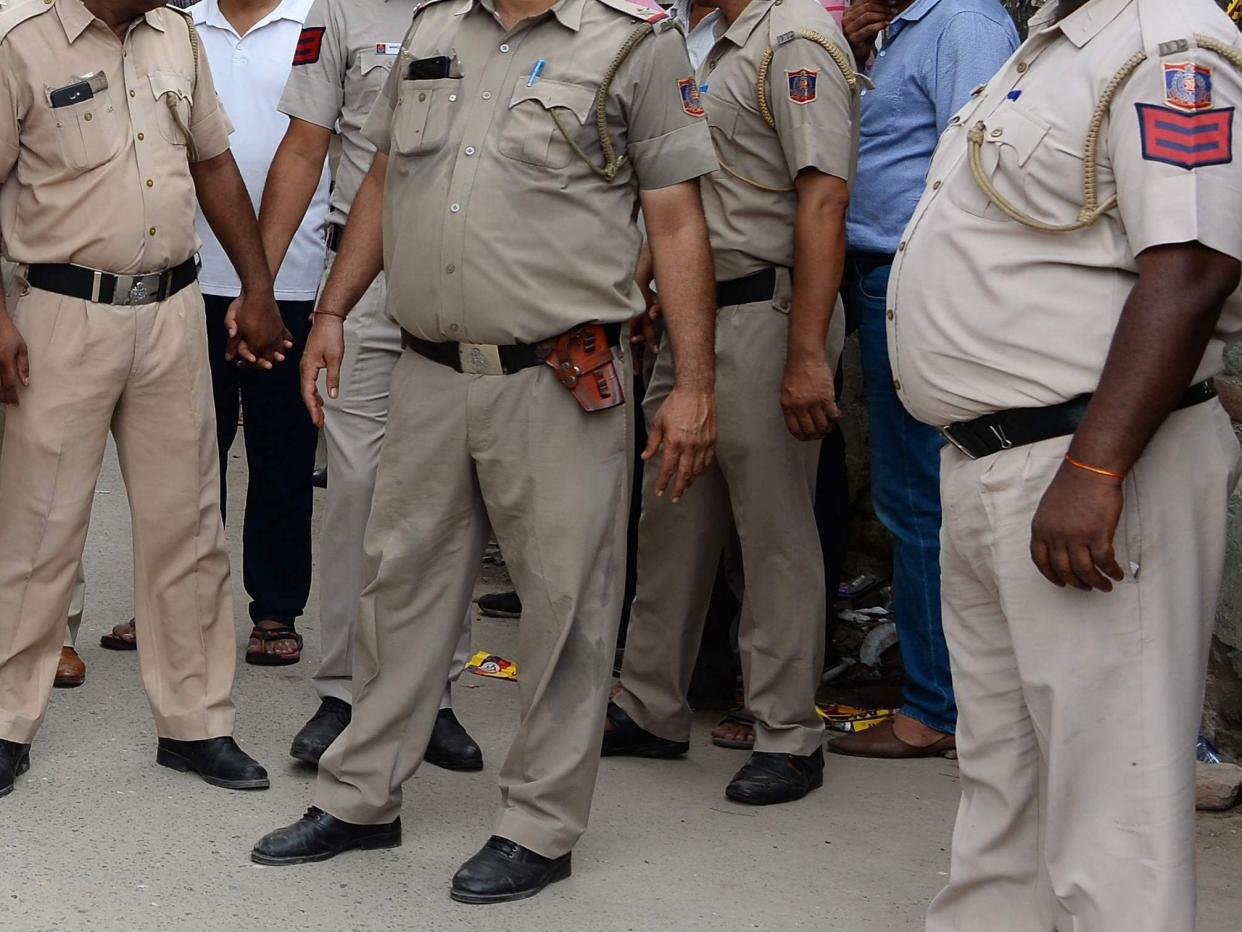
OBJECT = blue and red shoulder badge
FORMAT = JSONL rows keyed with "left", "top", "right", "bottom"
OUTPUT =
{"left": 787, "top": 68, "right": 818, "bottom": 105}
{"left": 678, "top": 76, "right": 705, "bottom": 117}
{"left": 1163, "top": 62, "right": 1213, "bottom": 111}
{"left": 293, "top": 26, "right": 326, "bottom": 65}
{"left": 1136, "top": 103, "right": 1233, "bottom": 169}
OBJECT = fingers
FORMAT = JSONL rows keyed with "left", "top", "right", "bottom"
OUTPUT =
{"left": 1030, "top": 539, "right": 1060, "bottom": 587}
{"left": 641, "top": 420, "right": 663, "bottom": 465}
{"left": 641, "top": 314, "right": 660, "bottom": 356}
{"left": 232, "top": 339, "right": 258, "bottom": 366}
{"left": 783, "top": 408, "right": 806, "bottom": 442}
{"left": 0, "top": 358, "right": 19, "bottom": 406}
{"left": 16, "top": 345, "right": 29, "bottom": 388}
{"left": 653, "top": 437, "right": 679, "bottom": 499}
{"left": 1068, "top": 544, "right": 1112, "bottom": 592}
{"left": 325, "top": 352, "right": 341, "bottom": 400}
{"left": 1090, "top": 538, "right": 1126, "bottom": 583}
{"left": 809, "top": 403, "right": 832, "bottom": 437}
{"left": 300, "top": 358, "right": 325, "bottom": 429}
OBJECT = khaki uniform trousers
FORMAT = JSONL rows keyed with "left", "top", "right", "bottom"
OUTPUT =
{"left": 926, "top": 400, "right": 1240, "bottom": 932}
{"left": 0, "top": 284, "right": 237, "bottom": 744}
{"left": 316, "top": 346, "right": 631, "bottom": 858}
{"left": 312, "top": 263, "right": 471, "bottom": 708}
{"left": 615, "top": 278, "right": 843, "bottom": 757}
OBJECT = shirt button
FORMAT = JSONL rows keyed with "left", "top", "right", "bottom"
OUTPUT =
{"left": 991, "top": 128, "right": 1004, "bottom": 137}
{"left": 887, "top": 309, "right": 894, "bottom": 321}
{"left": 446, "top": 264, "right": 456, "bottom": 273}
{"left": 893, "top": 379, "right": 902, "bottom": 391}
{"left": 499, "top": 43, "right": 510, "bottom": 52}
{"left": 450, "top": 324, "right": 460, "bottom": 333}
{"left": 448, "top": 94, "right": 457, "bottom": 102}
{"left": 129, "top": 89, "right": 135, "bottom": 97}
{"left": 149, "top": 227, "right": 157, "bottom": 236}
{"left": 84, "top": 112, "right": 93, "bottom": 122}
{"left": 879, "top": 50, "right": 886, "bottom": 57}
{"left": 1017, "top": 61, "right": 1028, "bottom": 73}
{"left": 932, "top": 180, "right": 942, "bottom": 190}
{"left": 482, "top": 91, "right": 492, "bottom": 100}
{"left": 146, "top": 179, "right": 154, "bottom": 188}
{"left": 418, "top": 92, "right": 427, "bottom": 102}
{"left": 898, "top": 240, "right": 906, "bottom": 251}
{"left": 450, "top": 203, "right": 461, "bottom": 213}
{"left": 950, "top": 116, "right": 960, "bottom": 125}
{"left": 137, "top": 132, "right": 145, "bottom": 141}
{"left": 464, "top": 146, "right": 476, "bottom": 156}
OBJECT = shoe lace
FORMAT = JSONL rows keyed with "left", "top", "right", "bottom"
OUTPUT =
{"left": 312, "top": 699, "right": 350, "bottom": 725}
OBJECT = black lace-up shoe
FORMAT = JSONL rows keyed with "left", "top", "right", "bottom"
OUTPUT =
{"left": 0, "top": 740, "right": 30, "bottom": 799}
{"left": 290, "top": 697, "right": 352, "bottom": 764}
{"left": 600, "top": 701, "right": 689, "bottom": 758}
{"left": 725, "top": 748, "right": 824, "bottom": 805}
{"left": 156, "top": 736, "right": 269, "bottom": 790}
{"left": 252, "top": 807, "right": 401, "bottom": 866}
{"left": 426, "top": 708, "right": 484, "bottom": 772}
{"left": 476, "top": 591, "right": 522, "bottom": 618}
{"left": 450, "top": 836, "right": 571, "bottom": 904}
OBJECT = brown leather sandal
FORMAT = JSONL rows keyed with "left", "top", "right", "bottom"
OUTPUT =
{"left": 827, "top": 719, "right": 957, "bottom": 760}
{"left": 245, "top": 624, "right": 304, "bottom": 666}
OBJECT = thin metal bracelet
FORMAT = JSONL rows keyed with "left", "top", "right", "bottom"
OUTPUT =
{"left": 1064, "top": 453, "right": 1125, "bottom": 481}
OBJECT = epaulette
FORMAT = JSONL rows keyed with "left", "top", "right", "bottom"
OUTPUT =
{"left": 595, "top": 0, "right": 671, "bottom": 26}
{"left": 411, "top": 0, "right": 456, "bottom": 18}
{"left": 0, "top": 0, "right": 54, "bottom": 45}
{"left": 165, "top": 4, "right": 193, "bottom": 19}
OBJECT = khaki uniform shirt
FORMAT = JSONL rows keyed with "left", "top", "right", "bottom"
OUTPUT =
{"left": 888, "top": 0, "right": 1242, "bottom": 428}
{"left": 279, "top": 0, "right": 418, "bottom": 227}
{"left": 0, "top": 0, "right": 232, "bottom": 275}
{"left": 364, "top": 0, "right": 718, "bottom": 345}
{"left": 699, "top": 0, "right": 856, "bottom": 281}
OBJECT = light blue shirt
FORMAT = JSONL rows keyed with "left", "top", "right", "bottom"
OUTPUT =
{"left": 846, "top": 0, "right": 1019, "bottom": 254}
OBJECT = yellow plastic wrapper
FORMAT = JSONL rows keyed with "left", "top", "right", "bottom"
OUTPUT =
{"left": 817, "top": 703, "right": 896, "bottom": 734}
{"left": 466, "top": 651, "right": 518, "bottom": 681}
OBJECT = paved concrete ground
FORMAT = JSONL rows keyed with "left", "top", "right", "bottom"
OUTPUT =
{"left": 3, "top": 440, "right": 1241, "bottom": 932}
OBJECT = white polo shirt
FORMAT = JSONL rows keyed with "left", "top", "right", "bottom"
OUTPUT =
{"left": 190, "top": 0, "right": 330, "bottom": 301}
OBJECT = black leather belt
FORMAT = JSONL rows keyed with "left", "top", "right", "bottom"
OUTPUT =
{"left": 401, "top": 322, "right": 622, "bottom": 376}
{"left": 716, "top": 268, "right": 778, "bottom": 307}
{"left": 326, "top": 224, "right": 344, "bottom": 253}
{"left": 26, "top": 258, "right": 198, "bottom": 306}
{"left": 941, "top": 379, "right": 1219, "bottom": 459}
{"left": 847, "top": 251, "right": 895, "bottom": 278}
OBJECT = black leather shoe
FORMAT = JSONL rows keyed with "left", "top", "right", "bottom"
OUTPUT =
{"left": 601, "top": 701, "right": 689, "bottom": 758}
{"left": 450, "top": 836, "right": 571, "bottom": 904}
{"left": 476, "top": 590, "right": 522, "bottom": 618}
{"left": 290, "top": 697, "right": 351, "bottom": 764}
{"left": 0, "top": 740, "right": 30, "bottom": 799}
{"left": 156, "top": 736, "right": 270, "bottom": 790}
{"left": 725, "top": 748, "right": 824, "bottom": 805}
{"left": 426, "top": 708, "right": 483, "bottom": 771}
{"left": 252, "top": 807, "right": 401, "bottom": 866}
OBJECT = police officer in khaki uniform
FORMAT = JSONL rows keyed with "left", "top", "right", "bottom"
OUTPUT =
{"left": 253, "top": 0, "right": 720, "bottom": 902}
{"left": 258, "top": 0, "right": 482, "bottom": 771}
{"left": 888, "top": 0, "right": 1242, "bottom": 928}
{"left": 0, "top": 0, "right": 290, "bottom": 799}
{"left": 603, "top": 0, "right": 855, "bottom": 805}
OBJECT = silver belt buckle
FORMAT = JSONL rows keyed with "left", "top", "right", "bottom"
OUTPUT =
{"left": 114, "top": 273, "right": 159, "bottom": 306}
{"left": 939, "top": 425, "right": 978, "bottom": 460}
{"left": 458, "top": 342, "right": 504, "bottom": 376}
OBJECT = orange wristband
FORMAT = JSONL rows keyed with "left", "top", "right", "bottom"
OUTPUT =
{"left": 1064, "top": 454, "right": 1125, "bottom": 481}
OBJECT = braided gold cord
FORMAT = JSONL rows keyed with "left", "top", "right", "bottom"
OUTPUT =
{"left": 550, "top": 21, "right": 656, "bottom": 182}
{"left": 756, "top": 30, "right": 857, "bottom": 130}
{"left": 967, "top": 33, "right": 1242, "bottom": 233}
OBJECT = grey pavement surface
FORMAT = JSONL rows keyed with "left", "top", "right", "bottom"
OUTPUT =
{"left": 3, "top": 439, "right": 1241, "bottom": 932}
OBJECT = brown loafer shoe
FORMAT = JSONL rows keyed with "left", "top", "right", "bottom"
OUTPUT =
{"left": 827, "top": 720, "right": 956, "bottom": 760}
{"left": 54, "top": 647, "right": 86, "bottom": 689}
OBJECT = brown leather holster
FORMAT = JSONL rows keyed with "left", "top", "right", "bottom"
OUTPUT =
{"left": 540, "top": 323, "right": 625, "bottom": 413}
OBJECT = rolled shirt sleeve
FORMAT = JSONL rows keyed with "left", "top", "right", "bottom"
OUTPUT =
{"left": 1109, "top": 43, "right": 1242, "bottom": 262}
{"left": 768, "top": 37, "right": 856, "bottom": 182}
{"left": 278, "top": 0, "right": 347, "bottom": 130}
{"left": 621, "top": 24, "right": 718, "bottom": 190}
{"left": 187, "top": 21, "right": 234, "bottom": 162}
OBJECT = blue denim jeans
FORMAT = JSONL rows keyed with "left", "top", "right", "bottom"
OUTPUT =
{"left": 844, "top": 257, "right": 957, "bottom": 735}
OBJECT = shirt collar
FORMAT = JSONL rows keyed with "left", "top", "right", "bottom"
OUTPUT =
{"left": 194, "top": 0, "right": 316, "bottom": 33}
{"left": 55, "top": 0, "right": 170, "bottom": 42}
{"left": 1035, "top": 0, "right": 1132, "bottom": 48}
{"left": 461, "top": 0, "right": 588, "bottom": 31}
{"left": 719, "top": 0, "right": 776, "bottom": 48}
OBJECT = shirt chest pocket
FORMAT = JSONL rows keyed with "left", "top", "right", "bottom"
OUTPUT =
{"left": 391, "top": 77, "right": 459, "bottom": 156}
{"left": 149, "top": 71, "right": 195, "bottom": 147}
{"left": 49, "top": 84, "right": 124, "bottom": 173}
{"left": 945, "top": 104, "right": 1051, "bottom": 222}
{"left": 498, "top": 78, "right": 596, "bottom": 169}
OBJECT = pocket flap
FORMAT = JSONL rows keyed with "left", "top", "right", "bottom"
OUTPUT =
{"left": 360, "top": 49, "right": 398, "bottom": 76}
{"left": 149, "top": 70, "right": 193, "bottom": 102}
{"left": 704, "top": 93, "right": 739, "bottom": 139}
{"left": 509, "top": 78, "right": 595, "bottom": 125}
{"left": 980, "top": 105, "right": 1050, "bottom": 168}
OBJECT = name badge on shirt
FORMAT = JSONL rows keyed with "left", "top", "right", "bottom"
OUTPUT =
{"left": 375, "top": 43, "right": 402, "bottom": 56}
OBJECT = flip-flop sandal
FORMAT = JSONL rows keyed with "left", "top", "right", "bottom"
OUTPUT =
{"left": 712, "top": 708, "right": 756, "bottom": 750}
{"left": 100, "top": 619, "right": 137, "bottom": 651}
{"left": 245, "top": 625, "right": 304, "bottom": 666}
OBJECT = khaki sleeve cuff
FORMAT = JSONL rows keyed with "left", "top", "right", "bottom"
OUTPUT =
{"left": 1122, "top": 173, "right": 1242, "bottom": 263}
{"left": 189, "top": 104, "right": 233, "bottom": 163}
{"left": 361, "top": 98, "right": 393, "bottom": 155}
{"left": 782, "top": 121, "right": 851, "bottom": 182}
{"left": 278, "top": 71, "right": 344, "bottom": 130}
{"left": 630, "top": 121, "right": 718, "bottom": 190}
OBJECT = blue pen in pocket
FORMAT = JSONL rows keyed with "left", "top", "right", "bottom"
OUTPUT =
{"left": 527, "top": 59, "right": 546, "bottom": 87}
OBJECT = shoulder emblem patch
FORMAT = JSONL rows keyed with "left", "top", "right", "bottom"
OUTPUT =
{"left": 678, "top": 76, "right": 705, "bottom": 117}
{"left": 293, "top": 26, "right": 326, "bottom": 66}
{"left": 1163, "top": 62, "right": 1213, "bottom": 111}
{"left": 1136, "top": 103, "right": 1233, "bottom": 170}
{"left": 787, "top": 68, "right": 818, "bottom": 105}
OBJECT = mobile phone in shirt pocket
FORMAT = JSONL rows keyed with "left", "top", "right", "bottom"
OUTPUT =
{"left": 499, "top": 77, "right": 596, "bottom": 169}
{"left": 49, "top": 75, "right": 123, "bottom": 172}
{"left": 149, "top": 71, "right": 195, "bottom": 147}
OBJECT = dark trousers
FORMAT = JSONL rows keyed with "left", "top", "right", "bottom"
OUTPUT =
{"left": 204, "top": 294, "right": 318, "bottom": 626}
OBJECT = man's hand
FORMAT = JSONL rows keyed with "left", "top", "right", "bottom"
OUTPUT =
{"left": 300, "top": 314, "right": 345, "bottom": 428}
{"left": 842, "top": 0, "right": 896, "bottom": 66}
{"left": 1030, "top": 463, "right": 1126, "bottom": 592}
{"left": 0, "top": 312, "right": 29, "bottom": 405}
{"left": 224, "top": 292, "right": 291, "bottom": 369}
{"left": 643, "top": 385, "right": 716, "bottom": 503}
{"left": 781, "top": 353, "right": 840, "bottom": 440}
